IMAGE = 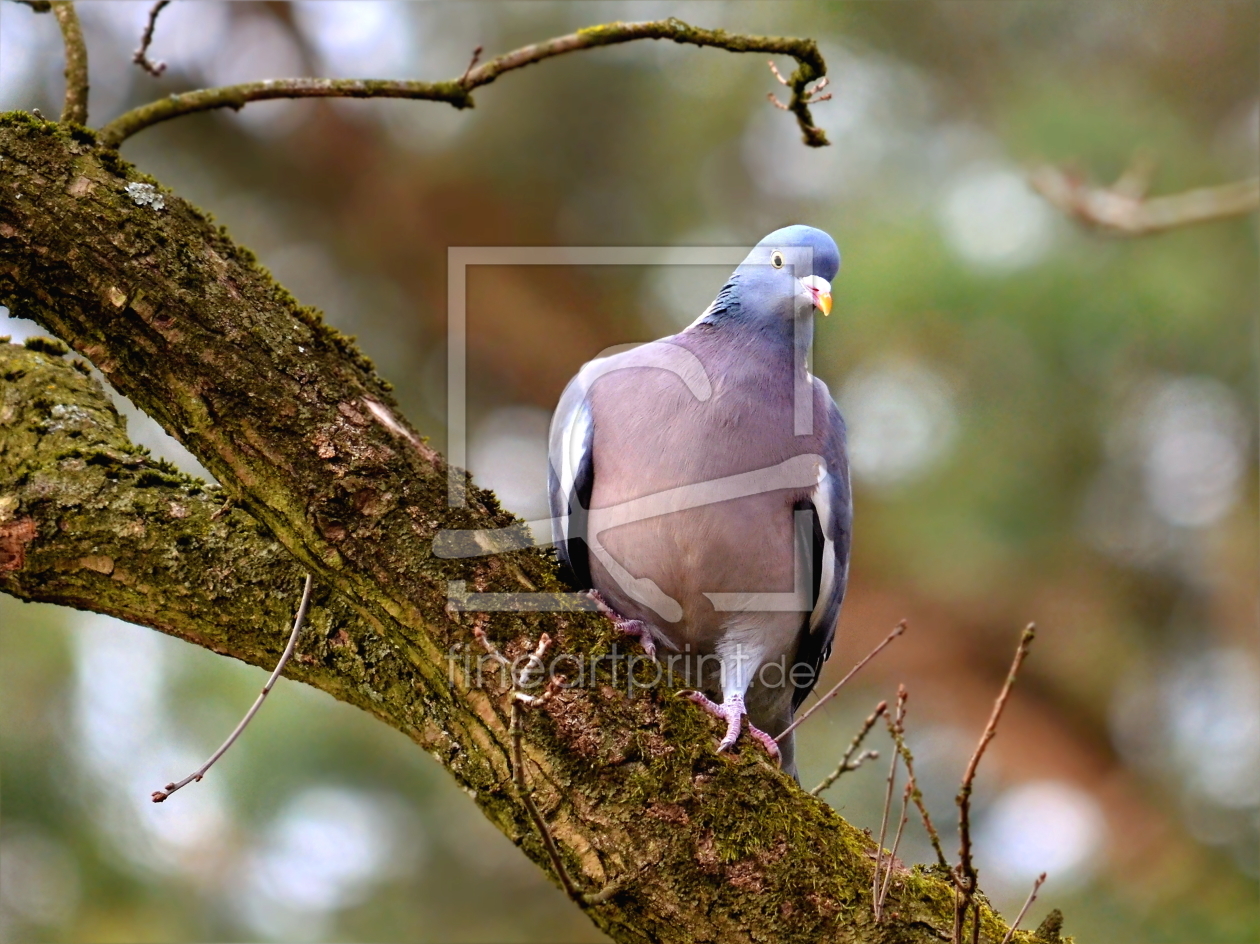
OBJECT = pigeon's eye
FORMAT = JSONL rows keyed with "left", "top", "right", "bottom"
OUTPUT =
{"left": 770, "top": 250, "right": 785, "bottom": 269}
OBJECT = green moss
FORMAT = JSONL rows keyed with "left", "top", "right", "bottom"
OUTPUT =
{"left": 22, "top": 335, "right": 68, "bottom": 356}
{"left": 0, "top": 111, "right": 49, "bottom": 133}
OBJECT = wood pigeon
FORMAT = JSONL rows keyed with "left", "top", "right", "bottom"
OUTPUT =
{"left": 548, "top": 225, "right": 851, "bottom": 780}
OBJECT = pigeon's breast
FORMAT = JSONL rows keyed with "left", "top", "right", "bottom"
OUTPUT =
{"left": 584, "top": 339, "right": 824, "bottom": 649}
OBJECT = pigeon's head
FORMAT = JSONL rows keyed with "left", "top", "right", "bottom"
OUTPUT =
{"left": 728, "top": 224, "right": 840, "bottom": 322}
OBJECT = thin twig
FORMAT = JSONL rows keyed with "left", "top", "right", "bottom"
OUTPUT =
{"left": 459, "top": 44, "right": 483, "bottom": 86}
{"left": 1030, "top": 163, "right": 1259, "bottom": 236}
{"left": 97, "top": 17, "right": 830, "bottom": 149}
{"left": 885, "top": 684, "right": 950, "bottom": 871}
{"left": 478, "top": 629, "right": 618, "bottom": 908}
{"left": 872, "top": 688, "right": 906, "bottom": 923}
{"left": 152, "top": 573, "right": 314, "bottom": 802}
{"left": 510, "top": 679, "right": 582, "bottom": 899}
{"left": 133, "top": 0, "right": 171, "bottom": 78}
{"left": 777, "top": 620, "right": 907, "bottom": 743}
{"left": 810, "top": 699, "right": 886, "bottom": 796}
{"left": 1000, "top": 872, "right": 1046, "bottom": 944}
{"left": 1111, "top": 151, "right": 1156, "bottom": 200}
{"left": 877, "top": 781, "right": 912, "bottom": 914}
{"left": 954, "top": 623, "right": 1037, "bottom": 943}
{"left": 50, "top": 1, "right": 88, "bottom": 125}
{"left": 872, "top": 755, "right": 896, "bottom": 922}
{"left": 14, "top": 1, "right": 52, "bottom": 11}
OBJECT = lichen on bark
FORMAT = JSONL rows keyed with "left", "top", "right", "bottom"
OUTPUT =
{"left": 0, "top": 112, "right": 1039, "bottom": 944}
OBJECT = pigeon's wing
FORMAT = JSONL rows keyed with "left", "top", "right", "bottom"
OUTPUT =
{"left": 548, "top": 367, "right": 596, "bottom": 588}
{"left": 791, "top": 384, "right": 852, "bottom": 711}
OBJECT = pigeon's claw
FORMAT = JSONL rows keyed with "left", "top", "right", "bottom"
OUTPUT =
{"left": 681, "top": 690, "right": 743, "bottom": 751}
{"left": 680, "top": 691, "right": 782, "bottom": 765}
{"left": 589, "top": 590, "right": 657, "bottom": 661}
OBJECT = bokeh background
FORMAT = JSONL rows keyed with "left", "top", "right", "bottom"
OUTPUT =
{"left": 1, "top": 2, "right": 1257, "bottom": 941}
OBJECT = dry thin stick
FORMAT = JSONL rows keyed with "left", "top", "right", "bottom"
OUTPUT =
{"left": 509, "top": 677, "right": 582, "bottom": 899}
{"left": 459, "top": 44, "right": 484, "bottom": 86}
{"left": 50, "top": 1, "right": 88, "bottom": 125}
{"left": 885, "top": 684, "right": 950, "bottom": 871}
{"left": 877, "top": 781, "right": 912, "bottom": 915}
{"left": 810, "top": 699, "right": 886, "bottom": 796}
{"left": 952, "top": 883, "right": 964, "bottom": 944}
{"left": 777, "top": 620, "right": 907, "bottom": 743}
{"left": 1000, "top": 872, "right": 1047, "bottom": 944}
{"left": 872, "top": 687, "right": 907, "bottom": 923}
{"left": 1030, "top": 163, "right": 1259, "bottom": 236}
{"left": 152, "top": 573, "right": 314, "bottom": 802}
{"left": 872, "top": 751, "right": 897, "bottom": 922}
{"left": 954, "top": 623, "right": 1037, "bottom": 943}
{"left": 97, "top": 17, "right": 830, "bottom": 149}
{"left": 476, "top": 628, "right": 617, "bottom": 907}
{"left": 133, "top": 0, "right": 171, "bottom": 78}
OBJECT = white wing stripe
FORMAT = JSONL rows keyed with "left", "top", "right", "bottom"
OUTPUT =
{"left": 809, "top": 468, "right": 837, "bottom": 633}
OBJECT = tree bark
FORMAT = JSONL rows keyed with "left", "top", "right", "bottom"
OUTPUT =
{"left": 0, "top": 113, "right": 1028, "bottom": 944}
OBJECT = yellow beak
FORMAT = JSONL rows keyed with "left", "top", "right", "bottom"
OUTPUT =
{"left": 800, "top": 275, "right": 833, "bottom": 316}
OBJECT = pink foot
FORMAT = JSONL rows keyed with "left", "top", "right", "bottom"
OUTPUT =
{"left": 680, "top": 691, "right": 781, "bottom": 766}
{"left": 589, "top": 590, "right": 657, "bottom": 660}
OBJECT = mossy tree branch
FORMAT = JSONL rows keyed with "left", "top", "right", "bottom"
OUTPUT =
{"left": 0, "top": 114, "right": 1034, "bottom": 943}
{"left": 94, "top": 17, "right": 831, "bottom": 149}
{"left": 0, "top": 342, "right": 392, "bottom": 718}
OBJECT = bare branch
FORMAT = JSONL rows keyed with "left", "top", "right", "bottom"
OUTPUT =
{"left": 954, "top": 624, "right": 1037, "bottom": 943}
{"left": 1110, "top": 151, "right": 1156, "bottom": 200}
{"left": 50, "top": 0, "right": 88, "bottom": 125}
{"left": 811, "top": 699, "right": 886, "bottom": 796}
{"left": 500, "top": 635, "right": 584, "bottom": 900}
{"left": 478, "top": 628, "right": 618, "bottom": 907}
{"left": 877, "top": 782, "right": 912, "bottom": 917}
{"left": 132, "top": 0, "right": 171, "bottom": 78}
{"left": 777, "top": 620, "right": 907, "bottom": 743}
{"left": 1000, "top": 872, "right": 1047, "bottom": 944}
{"left": 97, "top": 17, "right": 830, "bottom": 149}
{"left": 1030, "top": 163, "right": 1259, "bottom": 236}
{"left": 152, "top": 573, "right": 315, "bottom": 802}
{"left": 12, "top": 1, "right": 52, "bottom": 10}
{"left": 884, "top": 685, "right": 950, "bottom": 871}
{"left": 872, "top": 688, "right": 907, "bottom": 923}
{"left": 459, "top": 44, "right": 484, "bottom": 86}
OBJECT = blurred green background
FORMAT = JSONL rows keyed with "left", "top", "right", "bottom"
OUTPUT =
{"left": 1, "top": 2, "right": 1256, "bottom": 942}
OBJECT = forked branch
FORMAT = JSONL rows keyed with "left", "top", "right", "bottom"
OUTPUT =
{"left": 152, "top": 574, "right": 314, "bottom": 803}
{"left": 96, "top": 17, "right": 830, "bottom": 149}
{"left": 954, "top": 624, "right": 1037, "bottom": 944}
{"left": 811, "top": 699, "right": 886, "bottom": 796}
{"left": 133, "top": 0, "right": 171, "bottom": 78}
{"left": 884, "top": 685, "right": 950, "bottom": 871}
{"left": 1030, "top": 163, "right": 1259, "bottom": 236}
